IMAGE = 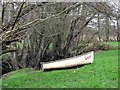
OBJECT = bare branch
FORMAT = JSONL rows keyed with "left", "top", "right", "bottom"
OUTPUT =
{"left": 0, "top": 3, "right": 81, "bottom": 44}
{"left": 10, "top": 2, "right": 25, "bottom": 30}
{"left": 86, "top": 3, "right": 120, "bottom": 19}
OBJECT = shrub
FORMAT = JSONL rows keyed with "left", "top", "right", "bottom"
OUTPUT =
{"left": 97, "top": 43, "right": 110, "bottom": 50}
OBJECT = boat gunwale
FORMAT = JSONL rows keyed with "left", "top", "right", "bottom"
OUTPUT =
{"left": 42, "top": 51, "right": 94, "bottom": 64}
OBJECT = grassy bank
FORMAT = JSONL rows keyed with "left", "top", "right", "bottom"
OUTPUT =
{"left": 2, "top": 50, "right": 118, "bottom": 88}
{"left": 106, "top": 41, "right": 119, "bottom": 49}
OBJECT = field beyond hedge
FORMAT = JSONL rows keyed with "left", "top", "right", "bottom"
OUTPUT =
{"left": 2, "top": 50, "right": 118, "bottom": 88}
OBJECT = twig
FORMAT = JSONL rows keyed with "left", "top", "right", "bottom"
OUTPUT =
{"left": 0, "top": 3, "right": 81, "bottom": 44}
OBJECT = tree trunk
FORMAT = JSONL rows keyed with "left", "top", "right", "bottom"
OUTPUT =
{"left": 117, "top": 18, "right": 120, "bottom": 41}
{"left": 105, "top": 15, "right": 109, "bottom": 42}
{"left": 0, "top": 3, "right": 2, "bottom": 29}
{"left": 97, "top": 14, "right": 101, "bottom": 41}
{"left": 11, "top": 52, "right": 19, "bottom": 70}
{"left": 117, "top": 2, "right": 120, "bottom": 41}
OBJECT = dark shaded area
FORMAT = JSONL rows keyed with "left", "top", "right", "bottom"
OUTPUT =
{"left": 42, "top": 64, "right": 91, "bottom": 72}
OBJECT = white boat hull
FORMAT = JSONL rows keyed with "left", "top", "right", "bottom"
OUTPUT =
{"left": 42, "top": 51, "right": 94, "bottom": 70}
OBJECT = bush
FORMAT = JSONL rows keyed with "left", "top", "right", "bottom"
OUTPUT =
{"left": 82, "top": 43, "right": 110, "bottom": 52}
{"left": 97, "top": 43, "right": 110, "bottom": 50}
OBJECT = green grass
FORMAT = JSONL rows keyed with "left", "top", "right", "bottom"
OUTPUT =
{"left": 108, "top": 41, "right": 119, "bottom": 47}
{"left": 103, "top": 41, "right": 120, "bottom": 49}
{"left": 109, "top": 42, "right": 118, "bottom": 46}
{"left": 2, "top": 50, "right": 118, "bottom": 88}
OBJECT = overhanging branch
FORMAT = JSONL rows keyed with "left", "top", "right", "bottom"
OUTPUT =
{"left": 0, "top": 3, "right": 81, "bottom": 44}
